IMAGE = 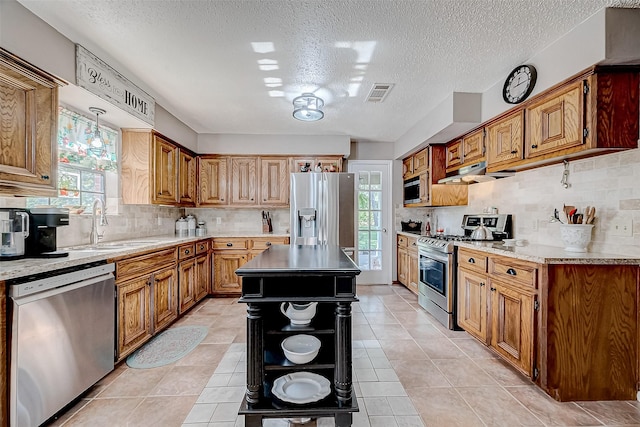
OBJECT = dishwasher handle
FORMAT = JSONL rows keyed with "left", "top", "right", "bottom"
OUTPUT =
{"left": 11, "top": 271, "right": 115, "bottom": 304}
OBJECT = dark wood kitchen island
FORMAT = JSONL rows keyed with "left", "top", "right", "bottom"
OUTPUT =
{"left": 236, "top": 244, "right": 360, "bottom": 427}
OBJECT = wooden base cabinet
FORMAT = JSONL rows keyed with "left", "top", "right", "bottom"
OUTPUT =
{"left": 212, "top": 238, "right": 249, "bottom": 296}
{"left": 457, "top": 248, "right": 537, "bottom": 377}
{"left": 114, "top": 247, "right": 178, "bottom": 361}
{"left": 396, "top": 234, "right": 419, "bottom": 295}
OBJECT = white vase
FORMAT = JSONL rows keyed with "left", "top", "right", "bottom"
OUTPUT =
{"left": 559, "top": 224, "right": 594, "bottom": 252}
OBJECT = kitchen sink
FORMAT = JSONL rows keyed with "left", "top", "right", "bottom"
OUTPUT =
{"left": 67, "top": 240, "right": 164, "bottom": 252}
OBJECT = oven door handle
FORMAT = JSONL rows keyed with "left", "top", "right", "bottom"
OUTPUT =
{"left": 418, "top": 249, "right": 450, "bottom": 264}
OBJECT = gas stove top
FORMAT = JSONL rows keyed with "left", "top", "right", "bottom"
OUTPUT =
{"left": 417, "top": 235, "right": 496, "bottom": 253}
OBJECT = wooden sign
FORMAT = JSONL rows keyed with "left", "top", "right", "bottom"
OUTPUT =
{"left": 76, "top": 44, "right": 155, "bottom": 125}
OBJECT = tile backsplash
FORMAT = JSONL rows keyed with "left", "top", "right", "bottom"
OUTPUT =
{"left": 430, "top": 148, "right": 640, "bottom": 256}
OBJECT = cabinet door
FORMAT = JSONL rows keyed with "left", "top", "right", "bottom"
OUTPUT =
{"left": 213, "top": 251, "right": 248, "bottom": 295}
{"left": 412, "top": 148, "right": 429, "bottom": 174}
{"left": 445, "top": 140, "right": 463, "bottom": 171}
{"left": 486, "top": 111, "right": 524, "bottom": 169}
{"left": 526, "top": 80, "right": 583, "bottom": 158}
{"left": 462, "top": 129, "right": 485, "bottom": 164}
{"left": 178, "top": 258, "right": 196, "bottom": 314}
{"left": 198, "top": 156, "right": 228, "bottom": 205}
{"left": 402, "top": 157, "right": 413, "bottom": 179}
{"left": 231, "top": 157, "right": 257, "bottom": 205}
{"left": 457, "top": 269, "right": 489, "bottom": 343}
{"left": 152, "top": 135, "right": 179, "bottom": 205}
{"left": 490, "top": 280, "right": 535, "bottom": 376}
{"left": 152, "top": 266, "right": 178, "bottom": 332}
{"left": 419, "top": 172, "right": 429, "bottom": 204}
{"left": 117, "top": 276, "right": 152, "bottom": 359}
{"left": 178, "top": 149, "right": 197, "bottom": 206}
{"left": 260, "top": 157, "right": 289, "bottom": 205}
{"left": 408, "top": 250, "right": 419, "bottom": 295}
{"left": 0, "top": 54, "right": 58, "bottom": 196}
{"left": 195, "top": 253, "right": 210, "bottom": 301}
{"left": 397, "top": 246, "right": 408, "bottom": 285}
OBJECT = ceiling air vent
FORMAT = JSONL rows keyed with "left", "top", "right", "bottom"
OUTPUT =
{"left": 366, "top": 83, "right": 394, "bottom": 103}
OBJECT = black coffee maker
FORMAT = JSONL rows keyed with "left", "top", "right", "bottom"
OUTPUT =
{"left": 26, "top": 207, "right": 70, "bottom": 258}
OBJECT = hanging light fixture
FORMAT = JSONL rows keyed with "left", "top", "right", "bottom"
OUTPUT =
{"left": 88, "top": 107, "right": 106, "bottom": 148}
{"left": 292, "top": 93, "right": 324, "bottom": 121}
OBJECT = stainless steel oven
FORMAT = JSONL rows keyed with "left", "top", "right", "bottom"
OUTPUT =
{"left": 417, "top": 238, "right": 456, "bottom": 329}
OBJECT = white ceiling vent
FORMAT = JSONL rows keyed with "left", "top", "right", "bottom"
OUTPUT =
{"left": 365, "top": 83, "right": 394, "bottom": 103}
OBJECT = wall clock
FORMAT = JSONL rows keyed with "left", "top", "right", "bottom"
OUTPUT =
{"left": 502, "top": 64, "right": 537, "bottom": 104}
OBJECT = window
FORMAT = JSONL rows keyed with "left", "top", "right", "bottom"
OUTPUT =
{"left": 27, "top": 106, "right": 118, "bottom": 212}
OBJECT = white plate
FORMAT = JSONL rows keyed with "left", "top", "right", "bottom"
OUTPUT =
{"left": 271, "top": 372, "right": 331, "bottom": 404}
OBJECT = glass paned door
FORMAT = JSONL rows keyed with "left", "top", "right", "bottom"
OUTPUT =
{"left": 349, "top": 161, "right": 391, "bottom": 285}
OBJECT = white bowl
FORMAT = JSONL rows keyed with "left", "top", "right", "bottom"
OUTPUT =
{"left": 281, "top": 334, "right": 321, "bottom": 364}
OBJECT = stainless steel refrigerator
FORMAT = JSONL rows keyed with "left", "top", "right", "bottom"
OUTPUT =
{"left": 290, "top": 172, "right": 355, "bottom": 259}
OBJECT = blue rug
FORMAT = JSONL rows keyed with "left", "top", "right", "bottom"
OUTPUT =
{"left": 126, "top": 325, "right": 209, "bottom": 369}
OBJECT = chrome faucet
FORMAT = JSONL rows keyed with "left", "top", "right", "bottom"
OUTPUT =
{"left": 90, "top": 198, "right": 108, "bottom": 246}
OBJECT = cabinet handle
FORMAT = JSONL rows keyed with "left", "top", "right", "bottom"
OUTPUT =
{"left": 185, "top": 249, "right": 190, "bottom": 255}
{"left": 266, "top": 242, "right": 272, "bottom": 246}
{"left": 227, "top": 242, "right": 233, "bottom": 247}
{"left": 468, "top": 258, "right": 475, "bottom": 263}
{"left": 531, "top": 144, "right": 538, "bottom": 149}
{"left": 41, "top": 175, "right": 49, "bottom": 180}
{"left": 251, "top": 198, "right": 254, "bottom": 201}
{"left": 506, "top": 268, "right": 517, "bottom": 276}
{"left": 411, "top": 242, "right": 416, "bottom": 246}
{"left": 263, "top": 199, "right": 266, "bottom": 201}
{"left": 490, "top": 287, "right": 496, "bottom": 292}
{"left": 510, "top": 150, "right": 518, "bottom": 154}
{"left": 221, "top": 198, "right": 224, "bottom": 201}
{"left": 479, "top": 282, "right": 485, "bottom": 287}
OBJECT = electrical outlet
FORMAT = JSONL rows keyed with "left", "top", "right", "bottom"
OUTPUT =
{"left": 610, "top": 218, "right": 633, "bottom": 237}
{"left": 216, "top": 217, "right": 222, "bottom": 225}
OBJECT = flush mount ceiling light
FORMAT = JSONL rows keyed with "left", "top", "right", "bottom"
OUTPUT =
{"left": 292, "top": 93, "right": 324, "bottom": 121}
{"left": 88, "top": 107, "right": 106, "bottom": 148}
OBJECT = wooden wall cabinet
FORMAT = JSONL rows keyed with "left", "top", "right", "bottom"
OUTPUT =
{"left": 0, "top": 49, "right": 63, "bottom": 197}
{"left": 483, "top": 67, "right": 639, "bottom": 173}
{"left": 402, "top": 148, "right": 428, "bottom": 179}
{"left": 259, "top": 157, "right": 289, "bottom": 206}
{"left": 178, "top": 149, "right": 197, "bottom": 206}
{"left": 231, "top": 157, "right": 258, "bottom": 206}
{"left": 486, "top": 111, "right": 524, "bottom": 170}
{"left": 198, "top": 156, "right": 229, "bottom": 206}
{"left": 446, "top": 130, "right": 485, "bottom": 172}
{"left": 114, "top": 247, "right": 178, "bottom": 360}
{"left": 403, "top": 145, "right": 468, "bottom": 207}
{"left": 121, "top": 129, "right": 183, "bottom": 205}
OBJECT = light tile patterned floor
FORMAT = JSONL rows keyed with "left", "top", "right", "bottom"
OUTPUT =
{"left": 48, "top": 284, "right": 640, "bottom": 427}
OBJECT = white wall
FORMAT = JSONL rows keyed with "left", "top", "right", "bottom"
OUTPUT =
{"left": 197, "top": 134, "right": 350, "bottom": 156}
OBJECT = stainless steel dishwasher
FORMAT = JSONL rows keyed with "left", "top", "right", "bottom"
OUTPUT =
{"left": 9, "top": 262, "right": 115, "bottom": 427}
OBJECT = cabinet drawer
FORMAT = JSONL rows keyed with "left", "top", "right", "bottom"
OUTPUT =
{"left": 407, "top": 237, "right": 418, "bottom": 254}
{"left": 212, "top": 238, "right": 248, "bottom": 250}
{"left": 488, "top": 257, "right": 537, "bottom": 289}
{"left": 178, "top": 243, "right": 195, "bottom": 260}
{"left": 115, "top": 247, "right": 177, "bottom": 282}
{"left": 250, "top": 236, "right": 289, "bottom": 250}
{"left": 195, "top": 240, "right": 209, "bottom": 255}
{"left": 397, "top": 235, "right": 408, "bottom": 247}
{"left": 457, "top": 248, "right": 488, "bottom": 273}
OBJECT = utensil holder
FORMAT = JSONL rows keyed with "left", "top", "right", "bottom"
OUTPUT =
{"left": 559, "top": 224, "right": 594, "bottom": 252}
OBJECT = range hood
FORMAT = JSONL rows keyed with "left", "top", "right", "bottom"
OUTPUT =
{"left": 438, "top": 161, "right": 514, "bottom": 184}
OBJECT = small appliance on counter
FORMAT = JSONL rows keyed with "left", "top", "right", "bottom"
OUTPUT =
{"left": 400, "top": 220, "right": 422, "bottom": 234}
{"left": 26, "top": 207, "right": 70, "bottom": 258}
{"left": 0, "top": 208, "right": 29, "bottom": 261}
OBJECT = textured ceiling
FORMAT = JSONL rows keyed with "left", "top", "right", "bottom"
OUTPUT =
{"left": 17, "top": 0, "right": 640, "bottom": 143}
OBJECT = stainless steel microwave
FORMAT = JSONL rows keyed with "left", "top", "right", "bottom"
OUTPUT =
{"left": 403, "top": 177, "right": 421, "bottom": 204}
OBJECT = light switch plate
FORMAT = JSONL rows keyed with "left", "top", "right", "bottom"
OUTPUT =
{"left": 610, "top": 218, "right": 633, "bottom": 237}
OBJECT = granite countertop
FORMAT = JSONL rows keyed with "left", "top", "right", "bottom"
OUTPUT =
{"left": 396, "top": 231, "right": 423, "bottom": 238}
{"left": 236, "top": 245, "right": 360, "bottom": 276}
{"left": 0, "top": 232, "right": 290, "bottom": 281}
{"left": 455, "top": 241, "right": 640, "bottom": 265}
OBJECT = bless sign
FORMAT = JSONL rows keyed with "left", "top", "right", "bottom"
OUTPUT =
{"left": 76, "top": 44, "right": 155, "bottom": 126}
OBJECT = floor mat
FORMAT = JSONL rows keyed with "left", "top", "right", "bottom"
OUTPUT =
{"left": 126, "top": 325, "right": 208, "bottom": 369}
